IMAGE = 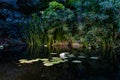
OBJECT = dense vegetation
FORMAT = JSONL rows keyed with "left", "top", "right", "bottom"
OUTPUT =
{"left": 21, "top": 0, "right": 120, "bottom": 49}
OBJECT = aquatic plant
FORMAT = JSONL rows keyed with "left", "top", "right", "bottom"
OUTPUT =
{"left": 19, "top": 57, "right": 65, "bottom": 66}
{"left": 42, "top": 2, "right": 74, "bottom": 44}
{"left": 21, "top": 0, "right": 120, "bottom": 50}
{"left": 21, "top": 14, "right": 43, "bottom": 46}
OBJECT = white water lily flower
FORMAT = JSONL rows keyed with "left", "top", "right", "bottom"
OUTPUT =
{"left": 0, "top": 45, "right": 4, "bottom": 50}
{"left": 44, "top": 45, "right": 48, "bottom": 47}
{"left": 59, "top": 52, "right": 68, "bottom": 59}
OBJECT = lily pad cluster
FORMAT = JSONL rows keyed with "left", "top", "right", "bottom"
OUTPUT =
{"left": 40, "top": 57, "right": 65, "bottom": 66}
{"left": 19, "top": 57, "right": 65, "bottom": 67}
{"left": 19, "top": 58, "right": 41, "bottom": 64}
{"left": 19, "top": 51, "right": 100, "bottom": 66}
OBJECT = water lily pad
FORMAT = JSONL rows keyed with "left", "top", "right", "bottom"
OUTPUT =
{"left": 78, "top": 56, "right": 86, "bottom": 59}
{"left": 51, "top": 57, "right": 65, "bottom": 63}
{"left": 40, "top": 57, "right": 65, "bottom": 66}
{"left": 68, "top": 54, "right": 75, "bottom": 58}
{"left": 40, "top": 59, "right": 48, "bottom": 62}
{"left": 64, "top": 59, "right": 68, "bottom": 62}
{"left": 51, "top": 61, "right": 61, "bottom": 64}
{"left": 19, "top": 59, "right": 28, "bottom": 63}
{"left": 90, "top": 57, "right": 99, "bottom": 60}
{"left": 52, "top": 57, "right": 63, "bottom": 60}
{"left": 44, "top": 63, "right": 54, "bottom": 66}
{"left": 19, "top": 58, "right": 41, "bottom": 64}
{"left": 72, "top": 60, "right": 82, "bottom": 63}
{"left": 43, "top": 61, "right": 54, "bottom": 66}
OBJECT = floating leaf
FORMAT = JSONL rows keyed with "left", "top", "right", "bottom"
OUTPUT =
{"left": 44, "top": 63, "right": 54, "bottom": 66}
{"left": 72, "top": 60, "right": 82, "bottom": 63}
{"left": 19, "top": 58, "right": 41, "bottom": 64}
{"left": 78, "top": 56, "right": 86, "bottom": 59}
{"left": 51, "top": 57, "right": 65, "bottom": 63}
{"left": 68, "top": 54, "right": 75, "bottom": 58}
{"left": 40, "top": 59, "right": 48, "bottom": 61}
{"left": 90, "top": 57, "right": 99, "bottom": 60}
{"left": 40, "top": 57, "right": 65, "bottom": 66}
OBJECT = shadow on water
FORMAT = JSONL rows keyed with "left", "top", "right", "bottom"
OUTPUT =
{"left": 0, "top": 46, "right": 120, "bottom": 80}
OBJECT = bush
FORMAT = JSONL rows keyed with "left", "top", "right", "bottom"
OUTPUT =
{"left": 21, "top": 0, "right": 120, "bottom": 49}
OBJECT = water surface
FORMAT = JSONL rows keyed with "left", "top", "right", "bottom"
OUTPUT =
{"left": 0, "top": 47, "right": 120, "bottom": 80}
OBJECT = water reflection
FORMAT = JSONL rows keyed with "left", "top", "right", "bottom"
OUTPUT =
{"left": 0, "top": 46, "right": 120, "bottom": 80}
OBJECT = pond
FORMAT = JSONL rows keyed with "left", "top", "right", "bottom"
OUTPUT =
{"left": 0, "top": 46, "right": 120, "bottom": 80}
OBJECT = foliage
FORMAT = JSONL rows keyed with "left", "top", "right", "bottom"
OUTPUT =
{"left": 49, "top": 1, "right": 65, "bottom": 10}
{"left": 21, "top": 0, "right": 120, "bottom": 49}
{"left": 67, "top": 0, "right": 120, "bottom": 48}
{"left": 21, "top": 14, "right": 46, "bottom": 46}
{"left": 42, "top": 1, "right": 74, "bottom": 42}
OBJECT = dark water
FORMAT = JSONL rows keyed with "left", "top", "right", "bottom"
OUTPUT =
{"left": 0, "top": 46, "right": 120, "bottom": 80}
